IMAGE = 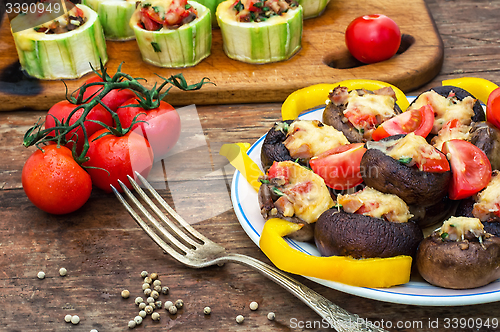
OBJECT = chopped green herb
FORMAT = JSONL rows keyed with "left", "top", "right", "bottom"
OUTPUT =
{"left": 440, "top": 232, "right": 448, "bottom": 240}
{"left": 234, "top": 0, "right": 244, "bottom": 12}
{"left": 151, "top": 42, "right": 162, "bottom": 53}
{"left": 152, "top": 5, "right": 160, "bottom": 12}
{"left": 259, "top": 179, "right": 270, "bottom": 184}
{"left": 272, "top": 187, "right": 284, "bottom": 196}
{"left": 399, "top": 157, "right": 412, "bottom": 164}
{"left": 185, "top": 3, "right": 192, "bottom": 9}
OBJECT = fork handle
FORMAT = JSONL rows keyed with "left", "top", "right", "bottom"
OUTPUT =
{"left": 218, "top": 253, "right": 388, "bottom": 332}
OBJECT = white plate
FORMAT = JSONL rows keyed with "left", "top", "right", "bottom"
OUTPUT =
{"left": 230, "top": 103, "right": 500, "bottom": 306}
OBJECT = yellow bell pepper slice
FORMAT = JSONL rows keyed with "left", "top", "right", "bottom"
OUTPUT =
{"left": 260, "top": 218, "right": 413, "bottom": 288}
{"left": 442, "top": 77, "right": 498, "bottom": 105}
{"left": 281, "top": 79, "right": 409, "bottom": 121}
{"left": 219, "top": 143, "right": 264, "bottom": 192}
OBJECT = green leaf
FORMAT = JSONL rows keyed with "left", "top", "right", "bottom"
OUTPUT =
{"left": 151, "top": 42, "right": 162, "bottom": 53}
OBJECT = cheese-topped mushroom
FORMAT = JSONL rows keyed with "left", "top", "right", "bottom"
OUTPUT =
{"left": 438, "top": 216, "right": 485, "bottom": 242}
{"left": 472, "top": 171, "right": 500, "bottom": 222}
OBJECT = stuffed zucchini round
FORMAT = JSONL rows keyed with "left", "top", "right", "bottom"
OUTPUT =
{"left": 82, "top": 0, "right": 137, "bottom": 41}
{"left": 130, "top": 0, "right": 212, "bottom": 68}
{"left": 11, "top": 4, "right": 108, "bottom": 80}
{"left": 216, "top": 0, "right": 303, "bottom": 64}
{"left": 298, "top": 0, "right": 329, "bottom": 19}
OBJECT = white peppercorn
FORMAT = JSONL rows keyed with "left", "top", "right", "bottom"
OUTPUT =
{"left": 161, "top": 286, "right": 169, "bottom": 295}
{"left": 150, "top": 273, "right": 158, "bottom": 280}
{"left": 155, "top": 301, "right": 162, "bottom": 309}
{"left": 128, "top": 320, "right": 136, "bottom": 329}
{"left": 164, "top": 301, "right": 173, "bottom": 309}
{"left": 249, "top": 301, "right": 259, "bottom": 311}
{"left": 175, "top": 299, "right": 183, "bottom": 309}
{"left": 71, "top": 315, "right": 80, "bottom": 325}
{"left": 144, "top": 277, "right": 152, "bottom": 284}
{"left": 145, "top": 305, "right": 154, "bottom": 315}
{"left": 121, "top": 290, "right": 130, "bottom": 299}
{"left": 134, "top": 316, "right": 143, "bottom": 325}
{"left": 147, "top": 296, "right": 155, "bottom": 304}
{"left": 138, "top": 302, "right": 147, "bottom": 310}
{"left": 64, "top": 314, "right": 72, "bottom": 323}
{"left": 135, "top": 297, "right": 144, "bottom": 305}
{"left": 144, "top": 288, "right": 152, "bottom": 297}
{"left": 236, "top": 315, "right": 244, "bottom": 324}
{"left": 37, "top": 271, "right": 45, "bottom": 279}
{"left": 153, "top": 279, "right": 161, "bottom": 287}
{"left": 153, "top": 285, "right": 162, "bottom": 293}
{"left": 59, "top": 268, "right": 67, "bottom": 276}
{"left": 168, "top": 305, "right": 178, "bottom": 315}
{"left": 140, "top": 271, "right": 148, "bottom": 278}
{"left": 203, "top": 307, "right": 211, "bottom": 315}
{"left": 142, "top": 283, "right": 150, "bottom": 290}
{"left": 151, "top": 290, "right": 159, "bottom": 300}
{"left": 90, "top": 329, "right": 98, "bottom": 332}
{"left": 152, "top": 312, "right": 160, "bottom": 321}
{"left": 267, "top": 312, "right": 276, "bottom": 321}
{"left": 139, "top": 310, "right": 147, "bottom": 318}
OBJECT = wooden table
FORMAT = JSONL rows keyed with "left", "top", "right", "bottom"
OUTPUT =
{"left": 1, "top": 0, "right": 500, "bottom": 331}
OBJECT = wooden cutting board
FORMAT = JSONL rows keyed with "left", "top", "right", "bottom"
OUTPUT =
{"left": 0, "top": 0, "right": 443, "bottom": 111}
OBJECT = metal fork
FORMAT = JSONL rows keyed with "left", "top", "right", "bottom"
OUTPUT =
{"left": 111, "top": 172, "right": 387, "bottom": 332}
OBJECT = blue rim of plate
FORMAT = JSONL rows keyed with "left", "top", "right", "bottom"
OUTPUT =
{"left": 230, "top": 102, "right": 500, "bottom": 306}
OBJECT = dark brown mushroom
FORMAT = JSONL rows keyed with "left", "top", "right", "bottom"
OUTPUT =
{"left": 260, "top": 120, "right": 295, "bottom": 170}
{"left": 469, "top": 121, "right": 500, "bottom": 170}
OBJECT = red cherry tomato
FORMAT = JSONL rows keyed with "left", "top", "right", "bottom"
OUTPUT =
{"left": 267, "top": 161, "right": 290, "bottom": 183}
{"left": 116, "top": 99, "right": 181, "bottom": 161}
{"left": 442, "top": 139, "right": 492, "bottom": 200}
{"left": 84, "top": 129, "right": 154, "bottom": 193}
{"left": 82, "top": 75, "right": 136, "bottom": 112}
{"left": 486, "top": 87, "right": 500, "bottom": 129}
{"left": 417, "top": 149, "right": 450, "bottom": 173}
{"left": 309, "top": 143, "right": 367, "bottom": 190}
{"left": 22, "top": 144, "right": 92, "bottom": 215}
{"left": 45, "top": 100, "right": 113, "bottom": 154}
{"left": 345, "top": 14, "right": 401, "bottom": 64}
{"left": 372, "top": 105, "right": 434, "bottom": 141}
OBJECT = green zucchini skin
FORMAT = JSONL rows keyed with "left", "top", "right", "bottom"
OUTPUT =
{"left": 82, "top": 0, "right": 137, "bottom": 41}
{"left": 299, "top": 0, "right": 330, "bottom": 19}
{"left": 11, "top": 5, "right": 108, "bottom": 80}
{"left": 216, "top": 1, "right": 303, "bottom": 64}
{"left": 130, "top": 1, "right": 212, "bottom": 68}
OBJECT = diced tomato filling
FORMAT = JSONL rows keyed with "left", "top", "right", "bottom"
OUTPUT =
{"left": 344, "top": 108, "right": 378, "bottom": 132}
{"left": 289, "top": 181, "right": 313, "bottom": 195}
{"left": 137, "top": 0, "right": 197, "bottom": 31}
{"left": 267, "top": 162, "right": 290, "bottom": 183}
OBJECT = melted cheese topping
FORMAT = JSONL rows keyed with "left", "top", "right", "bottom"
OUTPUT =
{"left": 337, "top": 187, "right": 412, "bottom": 223}
{"left": 343, "top": 90, "right": 397, "bottom": 129}
{"left": 473, "top": 171, "right": 500, "bottom": 221}
{"left": 283, "top": 120, "right": 349, "bottom": 159}
{"left": 273, "top": 161, "right": 334, "bottom": 223}
{"left": 367, "top": 133, "right": 443, "bottom": 170}
{"left": 439, "top": 216, "right": 485, "bottom": 241}
{"left": 409, "top": 90, "right": 476, "bottom": 134}
{"left": 431, "top": 121, "right": 471, "bottom": 151}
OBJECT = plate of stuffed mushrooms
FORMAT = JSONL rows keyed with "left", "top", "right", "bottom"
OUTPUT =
{"left": 231, "top": 84, "right": 500, "bottom": 306}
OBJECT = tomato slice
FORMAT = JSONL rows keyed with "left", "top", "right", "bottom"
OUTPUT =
{"left": 140, "top": 9, "right": 163, "bottom": 30}
{"left": 417, "top": 148, "right": 450, "bottom": 173}
{"left": 309, "top": 143, "right": 367, "bottom": 190}
{"left": 372, "top": 105, "right": 434, "bottom": 141}
{"left": 267, "top": 161, "right": 290, "bottom": 183}
{"left": 486, "top": 87, "right": 500, "bottom": 130}
{"left": 441, "top": 139, "right": 492, "bottom": 200}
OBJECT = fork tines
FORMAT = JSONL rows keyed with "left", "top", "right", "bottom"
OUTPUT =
{"left": 111, "top": 172, "right": 206, "bottom": 263}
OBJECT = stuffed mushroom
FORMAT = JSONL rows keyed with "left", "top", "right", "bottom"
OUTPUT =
{"left": 258, "top": 160, "right": 334, "bottom": 241}
{"left": 314, "top": 187, "right": 423, "bottom": 259}
{"left": 360, "top": 133, "right": 451, "bottom": 208}
{"left": 416, "top": 216, "right": 500, "bottom": 289}
{"left": 469, "top": 121, "right": 500, "bottom": 171}
{"left": 260, "top": 119, "right": 349, "bottom": 170}
{"left": 322, "top": 86, "right": 402, "bottom": 143}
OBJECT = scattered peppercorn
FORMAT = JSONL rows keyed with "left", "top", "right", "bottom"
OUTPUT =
{"left": 139, "top": 310, "right": 147, "bottom": 318}
{"left": 121, "top": 290, "right": 130, "bottom": 299}
{"left": 204, "top": 306, "right": 211, "bottom": 315}
{"left": 150, "top": 273, "right": 158, "bottom": 280}
{"left": 161, "top": 286, "right": 169, "bottom": 295}
{"left": 64, "top": 314, "right": 72, "bottom": 323}
{"left": 90, "top": 329, "right": 98, "bottom": 332}
{"left": 152, "top": 312, "right": 160, "bottom": 321}
{"left": 144, "top": 288, "right": 152, "bottom": 297}
{"left": 153, "top": 279, "right": 161, "bottom": 287}
{"left": 153, "top": 285, "right": 162, "bottom": 293}
{"left": 168, "top": 305, "right": 178, "bottom": 315}
{"left": 147, "top": 296, "right": 155, "bottom": 304}
{"left": 249, "top": 301, "right": 259, "bottom": 311}
{"left": 134, "top": 316, "right": 143, "bottom": 325}
{"left": 128, "top": 320, "right": 136, "bottom": 329}
{"left": 71, "top": 315, "right": 80, "bottom": 325}
{"left": 151, "top": 290, "right": 160, "bottom": 300}
{"left": 142, "top": 283, "right": 150, "bottom": 290}
{"left": 37, "top": 271, "right": 45, "bottom": 279}
{"left": 175, "top": 299, "right": 184, "bottom": 309}
{"left": 267, "top": 312, "right": 276, "bottom": 321}
{"left": 59, "top": 268, "right": 67, "bottom": 276}
{"left": 236, "top": 315, "right": 244, "bottom": 324}
{"left": 140, "top": 271, "right": 148, "bottom": 278}
{"left": 164, "top": 301, "right": 173, "bottom": 309}
{"left": 155, "top": 301, "right": 162, "bottom": 309}
{"left": 145, "top": 305, "right": 154, "bottom": 315}
{"left": 139, "top": 302, "right": 147, "bottom": 310}
{"left": 135, "top": 297, "right": 144, "bottom": 305}
{"left": 144, "top": 277, "right": 152, "bottom": 284}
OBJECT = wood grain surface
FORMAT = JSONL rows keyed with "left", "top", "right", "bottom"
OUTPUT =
{"left": 0, "top": 0, "right": 443, "bottom": 111}
{"left": 2, "top": 0, "right": 500, "bottom": 332}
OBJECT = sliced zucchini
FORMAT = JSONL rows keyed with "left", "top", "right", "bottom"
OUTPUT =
{"left": 82, "top": 0, "right": 137, "bottom": 40}
{"left": 216, "top": 0, "right": 303, "bottom": 64}
{"left": 130, "top": 1, "right": 212, "bottom": 68}
{"left": 11, "top": 4, "right": 108, "bottom": 80}
{"left": 299, "top": 0, "right": 330, "bottom": 19}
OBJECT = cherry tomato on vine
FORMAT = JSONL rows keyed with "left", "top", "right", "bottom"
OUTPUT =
{"left": 309, "top": 143, "right": 366, "bottom": 190}
{"left": 116, "top": 98, "right": 181, "bottom": 161}
{"left": 45, "top": 100, "right": 113, "bottom": 154}
{"left": 372, "top": 105, "right": 434, "bottom": 141}
{"left": 82, "top": 75, "right": 136, "bottom": 112}
{"left": 345, "top": 14, "right": 401, "bottom": 64}
{"left": 22, "top": 144, "right": 92, "bottom": 215}
{"left": 442, "top": 139, "right": 492, "bottom": 200}
{"left": 84, "top": 129, "right": 154, "bottom": 193}
{"left": 486, "top": 87, "right": 500, "bottom": 129}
